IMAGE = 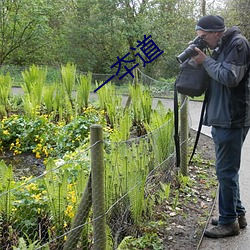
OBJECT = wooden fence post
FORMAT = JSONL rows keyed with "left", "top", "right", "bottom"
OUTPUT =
{"left": 91, "top": 124, "right": 106, "bottom": 250}
{"left": 180, "top": 94, "right": 188, "bottom": 176}
{"left": 63, "top": 175, "right": 92, "bottom": 250}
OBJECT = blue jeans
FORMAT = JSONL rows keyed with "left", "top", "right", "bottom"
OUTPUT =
{"left": 211, "top": 126, "right": 249, "bottom": 225}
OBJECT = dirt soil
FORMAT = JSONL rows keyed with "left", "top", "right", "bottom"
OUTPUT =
{"left": 158, "top": 130, "right": 217, "bottom": 250}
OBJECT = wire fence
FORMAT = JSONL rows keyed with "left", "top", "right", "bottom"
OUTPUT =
{"left": 0, "top": 112, "right": 190, "bottom": 249}
{"left": 0, "top": 68, "right": 191, "bottom": 249}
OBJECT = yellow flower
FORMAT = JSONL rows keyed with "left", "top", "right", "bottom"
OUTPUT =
{"left": 12, "top": 207, "right": 17, "bottom": 212}
{"left": 100, "top": 110, "right": 106, "bottom": 115}
{"left": 3, "top": 130, "right": 9, "bottom": 135}
{"left": 36, "top": 152, "right": 41, "bottom": 159}
{"left": 14, "top": 149, "right": 22, "bottom": 155}
{"left": 65, "top": 205, "right": 74, "bottom": 218}
{"left": 71, "top": 195, "right": 76, "bottom": 204}
{"left": 32, "top": 193, "right": 42, "bottom": 201}
{"left": 43, "top": 147, "right": 49, "bottom": 157}
{"left": 26, "top": 183, "right": 37, "bottom": 191}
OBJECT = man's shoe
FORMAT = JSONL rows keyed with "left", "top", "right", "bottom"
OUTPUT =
{"left": 238, "top": 215, "right": 248, "bottom": 228}
{"left": 204, "top": 222, "right": 240, "bottom": 238}
{"left": 211, "top": 214, "right": 247, "bottom": 229}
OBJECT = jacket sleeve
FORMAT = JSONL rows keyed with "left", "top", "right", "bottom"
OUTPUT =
{"left": 203, "top": 37, "right": 250, "bottom": 87}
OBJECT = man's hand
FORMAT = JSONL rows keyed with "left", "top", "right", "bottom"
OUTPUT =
{"left": 192, "top": 47, "right": 207, "bottom": 64}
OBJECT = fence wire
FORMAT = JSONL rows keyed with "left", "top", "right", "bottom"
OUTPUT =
{"left": 0, "top": 70, "right": 192, "bottom": 249}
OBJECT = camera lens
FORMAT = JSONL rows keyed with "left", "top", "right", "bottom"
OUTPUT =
{"left": 176, "top": 37, "right": 208, "bottom": 63}
{"left": 176, "top": 45, "right": 198, "bottom": 63}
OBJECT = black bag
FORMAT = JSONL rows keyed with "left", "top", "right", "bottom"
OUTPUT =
{"left": 175, "top": 58, "right": 209, "bottom": 97}
{"left": 174, "top": 58, "right": 209, "bottom": 168}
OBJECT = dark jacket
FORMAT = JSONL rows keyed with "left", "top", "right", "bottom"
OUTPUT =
{"left": 203, "top": 26, "right": 250, "bottom": 128}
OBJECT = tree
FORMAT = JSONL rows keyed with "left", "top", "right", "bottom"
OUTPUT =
{"left": 65, "top": 0, "right": 200, "bottom": 79}
{"left": 220, "top": 0, "right": 250, "bottom": 39}
{"left": 0, "top": 0, "right": 49, "bottom": 65}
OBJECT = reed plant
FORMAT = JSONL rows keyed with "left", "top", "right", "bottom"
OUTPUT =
{"left": 0, "top": 161, "right": 14, "bottom": 222}
{"left": 43, "top": 84, "right": 56, "bottom": 114}
{"left": 129, "top": 83, "right": 152, "bottom": 134}
{"left": 43, "top": 159, "right": 68, "bottom": 226}
{"left": 21, "top": 65, "right": 47, "bottom": 118}
{"left": 52, "top": 82, "right": 73, "bottom": 122}
{"left": 96, "top": 82, "right": 122, "bottom": 128}
{"left": 145, "top": 100, "right": 174, "bottom": 164}
{"left": 0, "top": 73, "right": 12, "bottom": 117}
{"left": 76, "top": 72, "right": 92, "bottom": 112}
{"left": 60, "top": 63, "right": 76, "bottom": 103}
{"left": 105, "top": 136, "right": 153, "bottom": 227}
{"left": 110, "top": 109, "right": 132, "bottom": 141}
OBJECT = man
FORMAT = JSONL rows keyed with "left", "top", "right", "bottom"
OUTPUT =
{"left": 192, "top": 15, "right": 250, "bottom": 238}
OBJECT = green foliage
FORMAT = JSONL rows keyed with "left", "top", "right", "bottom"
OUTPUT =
{"left": 43, "top": 84, "right": 56, "bottom": 113}
{"left": 97, "top": 82, "right": 123, "bottom": 128}
{"left": 43, "top": 159, "right": 68, "bottom": 230}
{"left": 0, "top": 0, "right": 52, "bottom": 65}
{"left": 0, "top": 75, "right": 179, "bottom": 248}
{"left": 0, "top": 109, "right": 102, "bottom": 158}
{"left": 0, "top": 161, "right": 14, "bottom": 222}
{"left": 105, "top": 136, "right": 153, "bottom": 227}
{"left": 117, "top": 233, "right": 163, "bottom": 250}
{"left": 76, "top": 72, "right": 92, "bottom": 110}
{"left": 129, "top": 84, "right": 153, "bottom": 125}
{"left": 0, "top": 0, "right": 227, "bottom": 79}
{"left": 145, "top": 100, "right": 175, "bottom": 163}
{"left": 178, "top": 172, "right": 192, "bottom": 189}
{"left": 12, "top": 176, "right": 48, "bottom": 240}
{"left": 21, "top": 65, "right": 47, "bottom": 118}
{"left": 61, "top": 63, "right": 76, "bottom": 101}
{"left": 110, "top": 109, "right": 132, "bottom": 141}
{"left": 13, "top": 235, "right": 46, "bottom": 250}
{"left": 0, "top": 73, "right": 12, "bottom": 116}
{"left": 158, "top": 182, "right": 171, "bottom": 203}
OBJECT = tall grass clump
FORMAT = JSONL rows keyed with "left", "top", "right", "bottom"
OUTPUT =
{"left": 21, "top": 65, "right": 47, "bottom": 118}
{"left": 76, "top": 72, "right": 92, "bottom": 112}
{"left": 43, "top": 84, "right": 56, "bottom": 114}
{"left": 0, "top": 73, "right": 12, "bottom": 117}
{"left": 105, "top": 135, "right": 153, "bottom": 246}
{"left": 96, "top": 82, "right": 122, "bottom": 128}
{"left": 129, "top": 83, "right": 152, "bottom": 135}
{"left": 145, "top": 100, "right": 175, "bottom": 164}
{"left": 60, "top": 63, "right": 76, "bottom": 103}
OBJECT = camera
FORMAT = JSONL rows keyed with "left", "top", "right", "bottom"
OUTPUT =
{"left": 176, "top": 36, "right": 208, "bottom": 63}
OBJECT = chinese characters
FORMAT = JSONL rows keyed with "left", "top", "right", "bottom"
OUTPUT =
{"left": 94, "top": 35, "right": 164, "bottom": 92}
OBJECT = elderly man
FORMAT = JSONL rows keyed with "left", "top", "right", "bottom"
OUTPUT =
{"left": 192, "top": 15, "right": 250, "bottom": 238}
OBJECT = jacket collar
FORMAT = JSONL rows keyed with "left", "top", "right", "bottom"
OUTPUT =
{"left": 212, "top": 26, "right": 241, "bottom": 58}
{"left": 221, "top": 26, "right": 241, "bottom": 46}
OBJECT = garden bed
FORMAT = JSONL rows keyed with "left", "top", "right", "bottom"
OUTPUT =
{"left": 0, "top": 130, "right": 217, "bottom": 250}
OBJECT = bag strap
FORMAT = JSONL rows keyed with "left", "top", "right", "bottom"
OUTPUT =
{"left": 174, "top": 80, "right": 180, "bottom": 168}
{"left": 174, "top": 80, "right": 208, "bottom": 167}
{"left": 188, "top": 91, "right": 208, "bottom": 164}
